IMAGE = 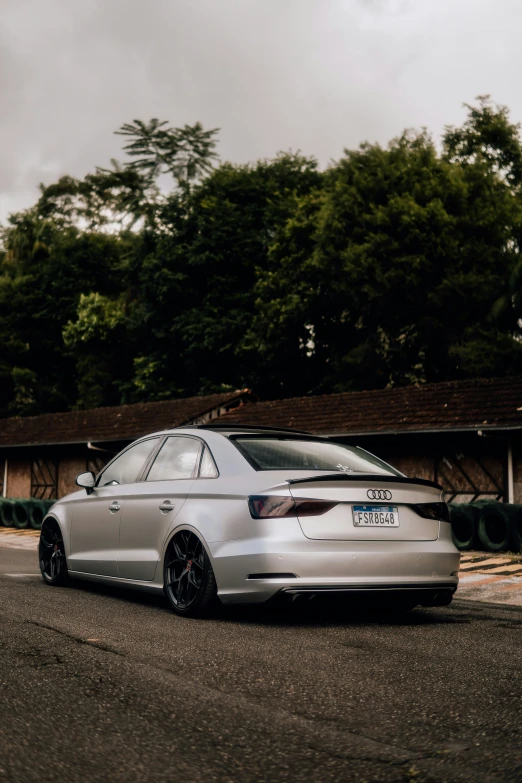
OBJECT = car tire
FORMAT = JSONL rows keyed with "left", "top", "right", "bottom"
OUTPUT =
{"left": 0, "top": 499, "right": 15, "bottom": 527}
{"left": 164, "top": 530, "right": 217, "bottom": 618}
{"left": 477, "top": 504, "right": 511, "bottom": 553}
{"left": 26, "top": 499, "right": 45, "bottom": 530}
{"left": 13, "top": 500, "right": 29, "bottom": 530}
{"left": 39, "top": 518, "right": 70, "bottom": 586}
{"left": 449, "top": 504, "right": 478, "bottom": 551}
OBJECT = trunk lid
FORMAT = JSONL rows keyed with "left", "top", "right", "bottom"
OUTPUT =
{"left": 288, "top": 474, "right": 442, "bottom": 541}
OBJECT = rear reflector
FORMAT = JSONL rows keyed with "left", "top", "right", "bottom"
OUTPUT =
{"left": 248, "top": 495, "right": 338, "bottom": 519}
{"left": 247, "top": 573, "right": 297, "bottom": 580}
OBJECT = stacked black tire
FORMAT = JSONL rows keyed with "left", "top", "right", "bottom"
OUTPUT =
{"left": 449, "top": 501, "right": 522, "bottom": 553}
{"left": 0, "top": 498, "right": 55, "bottom": 530}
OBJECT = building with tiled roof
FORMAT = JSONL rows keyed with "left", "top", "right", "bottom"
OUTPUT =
{"left": 217, "top": 376, "right": 522, "bottom": 503}
{"left": 1, "top": 377, "right": 522, "bottom": 502}
{"left": 217, "top": 376, "right": 522, "bottom": 436}
{"left": 0, "top": 390, "right": 252, "bottom": 499}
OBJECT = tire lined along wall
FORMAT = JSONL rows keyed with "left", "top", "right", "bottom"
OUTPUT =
{"left": 448, "top": 505, "right": 478, "bottom": 551}
{"left": 450, "top": 502, "right": 522, "bottom": 553}
{"left": 0, "top": 498, "right": 55, "bottom": 530}
{"left": 0, "top": 499, "right": 15, "bottom": 527}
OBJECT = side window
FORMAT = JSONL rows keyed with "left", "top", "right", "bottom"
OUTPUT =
{"left": 97, "top": 438, "right": 160, "bottom": 486}
{"left": 199, "top": 447, "right": 218, "bottom": 478}
{"left": 146, "top": 437, "right": 202, "bottom": 481}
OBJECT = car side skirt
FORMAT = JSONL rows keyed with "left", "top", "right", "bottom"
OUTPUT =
{"left": 68, "top": 570, "right": 164, "bottom": 594}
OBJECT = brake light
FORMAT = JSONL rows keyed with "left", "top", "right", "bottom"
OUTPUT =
{"left": 249, "top": 496, "right": 295, "bottom": 518}
{"left": 248, "top": 495, "right": 338, "bottom": 519}
{"left": 410, "top": 502, "right": 450, "bottom": 522}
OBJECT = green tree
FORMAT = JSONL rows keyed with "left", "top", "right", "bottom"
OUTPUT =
{"left": 116, "top": 119, "right": 220, "bottom": 196}
{"left": 0, "top": 118, "right": 221, "bottom": 414}
{"left": 121, "top": 153, "right": 322, "bottom": 400}
{"left": 3, "top": 103, "right": 522, "bottom": 418}
{"left": 444, "top": 95, "right": 522, "bottom": 188}
{"left": 249, "top": 121, "right": 522, "bottom": 393}
{"left": 0, "top": 213, "right": 133, "bottom": 415}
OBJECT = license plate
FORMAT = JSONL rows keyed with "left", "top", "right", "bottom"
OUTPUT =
{"left": 352, "top": 505, "right": 400, "bottom": 527}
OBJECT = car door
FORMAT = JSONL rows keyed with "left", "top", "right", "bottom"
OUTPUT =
{"left": 117, "top": 436, "right": 203, "bottom": 581}
{"left": 69, "top": 437, "right": 161, "bottom": 576}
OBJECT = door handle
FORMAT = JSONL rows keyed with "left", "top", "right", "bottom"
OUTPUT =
{"left": 159, "top": 501, "right": 175, "bottom": 513}
{"left": 109, "top": 502, "right": 121, "bottom": 513}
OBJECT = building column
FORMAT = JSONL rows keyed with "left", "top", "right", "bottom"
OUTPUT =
{"left": 507, "top": 441, "right": 514, "bottom": 504}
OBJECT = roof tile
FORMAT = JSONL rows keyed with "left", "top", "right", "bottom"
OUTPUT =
{"left": 218, "top": 377, "right": 522, "bottom": 435}
{"left": 0, "top": 391, "right": 252, "bottom": 447}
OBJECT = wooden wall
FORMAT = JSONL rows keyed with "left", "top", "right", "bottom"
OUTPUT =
{"left": 1, "top": 447, "right": 113, "bottom": 500}
{"left": 5, "top": 458, "right": 31, "bottom": 498}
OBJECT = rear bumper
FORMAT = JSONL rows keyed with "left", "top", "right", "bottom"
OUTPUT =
{"left": 209, "top": 530, "right": 460, "bottom": 604}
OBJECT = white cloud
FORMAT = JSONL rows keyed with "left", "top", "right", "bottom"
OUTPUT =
{"left": 1, "top": 0, "right": 522, "bottom": 221}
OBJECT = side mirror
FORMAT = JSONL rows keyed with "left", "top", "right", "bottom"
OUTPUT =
{"left": 76, "top": 471, "right": 96, "bottom": 495}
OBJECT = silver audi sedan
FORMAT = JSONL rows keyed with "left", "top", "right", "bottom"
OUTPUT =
{"left": 39, "top": 425, "right": 460, "bottom": 616}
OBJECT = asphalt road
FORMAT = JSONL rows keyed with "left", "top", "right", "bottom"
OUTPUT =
{"left": 1, "top": 548, "right": 521, "bottom": 783}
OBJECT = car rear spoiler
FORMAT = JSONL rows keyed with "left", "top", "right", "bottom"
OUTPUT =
{"left": 286, "top": 474, "right": 444, "bottom": 491}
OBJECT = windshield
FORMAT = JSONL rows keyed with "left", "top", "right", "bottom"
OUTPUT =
{"left": 233, "top": 438, "right": 401, "bottom": 475}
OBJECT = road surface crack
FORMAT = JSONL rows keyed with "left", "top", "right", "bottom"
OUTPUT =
{"left": 25, "top": 620, "right": 127, "bottom": 657}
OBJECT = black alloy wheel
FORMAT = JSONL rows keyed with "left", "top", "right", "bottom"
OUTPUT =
{"left": 164, "top": 530, "right": 217, "bottom": 617}
{"left": 39, "top": 520, "right": 69, "bottom": 586}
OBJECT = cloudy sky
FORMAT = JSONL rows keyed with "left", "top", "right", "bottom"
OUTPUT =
{"left": 2, "top": 0, "right": 521, "bottom": 222}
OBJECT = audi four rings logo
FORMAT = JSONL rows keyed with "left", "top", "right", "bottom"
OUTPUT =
{"left": 367, "top": 489, "right": 392, "bottom": 500}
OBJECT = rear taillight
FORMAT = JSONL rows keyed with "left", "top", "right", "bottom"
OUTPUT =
{"left": 248, "top": 495, "right": 338, "bottom": 519}
{"left": 410, "top": 502, "right": 450, "bottom": 523}
{"left": 248, "top": 496, "right": 295, "bottom": 518}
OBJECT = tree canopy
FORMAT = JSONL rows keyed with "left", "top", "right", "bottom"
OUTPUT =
{"left": 2, "top": 97, "right": 522, "bottom": 417}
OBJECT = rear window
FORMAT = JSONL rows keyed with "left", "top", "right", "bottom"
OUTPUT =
{"left": 233, "top": 438, "right": 400, "bottom": 475}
